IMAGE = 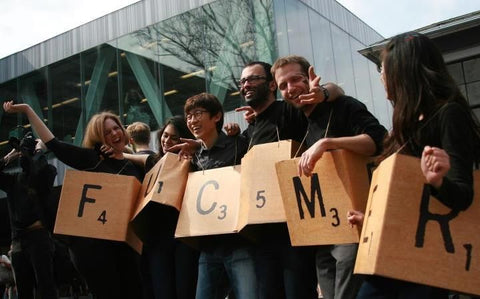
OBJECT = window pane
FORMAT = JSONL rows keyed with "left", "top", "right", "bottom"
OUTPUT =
{"left": 284, "top": 0, "right": 313, "bottom": 60}
{"left": 309, "top": 12, "right": 336, "bottom": 83}
{"left": 0, "top": 80, "right": 18, "bottom": 157}
{"left": 49, "top": 56, "right": 82, "bottom": 143}
{"left": 350, "top": 38, "right": 372, "bottom": 109}
{"left": 464, "top": 57, "right": 480, "bottom": 83}
{"left": 447, "top": 62, "right": 465, "bottom": 85}
{"left": 331, "top": 25, "right": 355, "bottom": 95}
{"left": 466, "top": 81, "right": 480, "bottom": 107}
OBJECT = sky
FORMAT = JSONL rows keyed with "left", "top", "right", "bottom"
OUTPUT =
{"left": 0, "top": 0, "right": 480, "bottom": 59}
{"left": 336, "top": 0, "right": 480, "bottom": 38}
{"left": 0, "top": 0, "right": 139, "bottom": 59}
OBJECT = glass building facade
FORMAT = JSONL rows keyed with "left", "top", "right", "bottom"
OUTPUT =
{"left": 359, "top": 11, "right": 480, "bottom": 125}
{"left": 448, "top": 57, "right": 480, "bottom": 120}
{"left": 0, "top": 0, "right": 387, "bottom": 170}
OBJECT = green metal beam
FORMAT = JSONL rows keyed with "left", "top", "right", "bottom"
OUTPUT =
{"left": 74, "top": 47, "right": 116, "bottom": 146}
{"left": 125, "top": 52, "right": 172, "bottom": 127}
{"left": 19, "top": 78, "right": 46, "bottom": 138}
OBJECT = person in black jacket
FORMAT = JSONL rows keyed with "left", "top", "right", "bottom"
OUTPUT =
{"left": 3, "top": 102, "right": 144, "bottom": 299}
{"left": 271, "top": 55, "right": 387, "bottom": 299}
{"left": 0, "top": 132, "right": 58, "bottom": 299}
{"left": 349, "top": 32, "right": 480, "bottom": 299}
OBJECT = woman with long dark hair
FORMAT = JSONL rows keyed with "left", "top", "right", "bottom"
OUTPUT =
{"left": 144, "top": 115, "right": 194, "bottom": 170}
{"left": 380, "top": 32, "right": 479, "bottom": 211}
{"left": 127, "top": 115, "right": 200, "bottom": 299}
{"left": 350, "top": 32, "right": 480, "bottom": 298}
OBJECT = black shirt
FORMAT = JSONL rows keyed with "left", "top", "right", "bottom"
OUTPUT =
{"left": 306, "top": 95, "right": 387, "bottom": 155}
{"left": 193, "top": 131, "right": 248, "bottom": 171}
{"left": 241, "top": 100, "right": 308, "bottom": 243}
{"left": 0, "top": 152, "right": 57, "bottom": 239}
{"left": 408, "top": 101, "right": 475, "bottom": 211}
{"left": 46, "top": 138, "right": 143, "bottom": 181}
{"left": 243, "top": 100, "right": 308, "bottom": 147}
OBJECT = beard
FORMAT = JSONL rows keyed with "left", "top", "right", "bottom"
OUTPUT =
{"left": 241, "top": 82, "right": 270, "bottom": 109}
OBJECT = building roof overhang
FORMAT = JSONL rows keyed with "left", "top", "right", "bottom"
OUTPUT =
{"left": 359, "top": 10, "right": 480, "bottom": 66}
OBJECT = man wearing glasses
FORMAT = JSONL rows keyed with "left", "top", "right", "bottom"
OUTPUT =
{"left": 235, "top": 61, "right": 309, "bottom": 146}
{"left": 183, "top": 93, "right": 256, "bottom": 299}
{"left": 231, "top": 61, "right": 341, "bottom": 299}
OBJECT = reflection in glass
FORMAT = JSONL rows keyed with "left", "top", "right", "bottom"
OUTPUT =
{"left": 0, "top": 0, "right": 277, "bottom": 154}
{"left": 117, "top": 0, "right": 276, "bottom": 118}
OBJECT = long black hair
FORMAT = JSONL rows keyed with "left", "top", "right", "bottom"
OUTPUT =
{"left": 381, "top": 32, "right": 480, "bottom": 160}
{"left": 155, "top": 115, "right": 194, "bottom": 158}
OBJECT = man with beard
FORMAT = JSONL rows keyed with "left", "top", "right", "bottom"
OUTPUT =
{"left": 228, "top": 61, "right": 341, "bottom": 299}
{"left": 271, "top": 55, "right": 387, "bottom": 299}
{"left": 234, "top": 61, "right": 308, "bottom": 145}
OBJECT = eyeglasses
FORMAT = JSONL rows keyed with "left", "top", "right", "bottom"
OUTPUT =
{"left": 186, "top": 109, "right": 208, "bottom": 121}
{"left": 237, "top": 75, "right": 267, "bottom": 86}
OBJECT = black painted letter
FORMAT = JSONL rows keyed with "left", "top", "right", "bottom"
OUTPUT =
{"left": 78, "top": 184, "right": 101, "bottom": 217}
{"left": 415, "top": 184, "right": 459, "bottom": 253}
{"left": 143, "top": 167, "right": 161, "bottom": 197}
{"left": 292, "top": 174, "right": 326, "bottom": 219}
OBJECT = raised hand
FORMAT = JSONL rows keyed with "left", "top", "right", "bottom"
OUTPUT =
{"left": 298, "top": 138, "right": 332, "bottom": 176}
{"left": 168, "top": 138, "right": 203, "bottom": 160}
{"left": 297, "top": 66, "right": 324, "bottom": 104}
{"left": 224, "top": 123, "right": 240, "bottom": 136}
{"left": 3, "top": 100, "right": 29, "bottom": 114}
{"left": 235, "top": 106, "right": 256, "bottom": 124}
{"left": 347, "top": 210, "right": 364, "bottom": 227}
{"left": 421, "top": 145, "right": 450, "bottom": 188}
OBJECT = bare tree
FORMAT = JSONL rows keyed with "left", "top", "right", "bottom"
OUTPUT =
{"left": 132, "top": 0, "right": 276, "bottom": 90}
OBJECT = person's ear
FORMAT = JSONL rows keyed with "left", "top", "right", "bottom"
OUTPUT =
{"left": 269, "top": 80, "right": 276, "bottom": 92}
{"left": 212, "top": 112, "right": 222, "bottom": 123}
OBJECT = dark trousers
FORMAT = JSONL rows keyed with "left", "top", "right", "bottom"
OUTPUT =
{"left": 69, "top": 237, "right": 142, "bottom": 299}
{"left": 141, "top": 239, "right": 199, "bottom": 299}
{"left": 254, "top": 241, "right": 317, "bottom": 299}
{"left": 356, "top": 275, "right": 432, "bottom": 299}
{"left": 11, "top": 228, "right": 58, "bottom": 299}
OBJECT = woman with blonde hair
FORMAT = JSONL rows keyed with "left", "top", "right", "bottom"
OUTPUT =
{"left": 3, "top": 101, "right": 143, "bottom": 299}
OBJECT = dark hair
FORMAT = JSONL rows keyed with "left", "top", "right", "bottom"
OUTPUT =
{"left": 381, "top": 32, "right": 480, "bottom": 159}
{"left": 157, "top": 115, "right": 194, "bottom": 154}
{"left": 149, "top": 116, "right": 193, "bottom": 165}
{"left": 244, "top": 61, "right": 274, "bottom": 82}
{"left": 184, "top": 92, "right": 224, "bottom": 132}
{"left": 19, "top": 132, "right": 37, "bottom": 156}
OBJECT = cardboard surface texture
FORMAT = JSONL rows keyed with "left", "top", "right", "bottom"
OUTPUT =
{"left": 175, "top": 165, "right": 247, "bottom": 238}
{"left": 276, "top": 149, "right": 372, "bottom": 246}
{"left": 241, "top": 140, "right": 302, "bottom": 225}
{"left": 132, "top": 152, "right": 190, "bottom": 219}
{"left": 54, "top": 170, "right": 142, "bottom": 253}
{"left": 354, "top": 153, "right": 480, "bottom": 295}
